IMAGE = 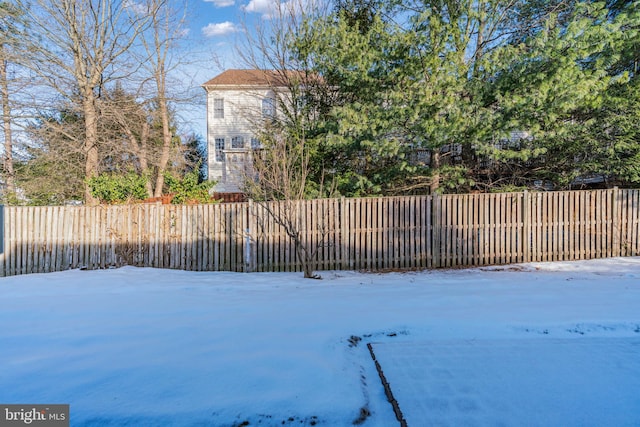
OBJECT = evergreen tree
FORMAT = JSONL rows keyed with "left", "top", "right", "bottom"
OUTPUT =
{"left": 16, "top": 87, "right": 204, "bottom": 205}
{"left": 16, "top": 108, "right": 86, "bottom": 204}
{"left": 295, "top": 0, "right": 514, "bottom": 194}
{"left": 486, "top": 0, "right": 640, "bottom": 189}
{"left": 291, "top": 0, "right": 640, "bottom": 193}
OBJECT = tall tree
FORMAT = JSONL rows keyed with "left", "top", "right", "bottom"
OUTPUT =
{"left": 484, "top": 0, "right": 640, "bottom": 188}
{"left": 99, "top": 85, "right": 155, "bottom": 196}
{"left": 21, "top": 0, "right": 150, "bottom": 204}
{"left": 295, "top": 0, "right": 518, "bottom": 194}
{"left": 237, "top": 0, "right": 336, "bottom": 278}
{"left": 291, "top": 0, "right": 640, "bottom": 193}
{"left": 17, "top": 107, "right": 86, "bottom": 204}
{"left": 16, "top": 84, "right": 205, "bottom": 205}
{"left": 139, "top": 0, "right": 189, "bottom": 197}
{"left": 0, "top": 1, "right": 27, "bottom": 200}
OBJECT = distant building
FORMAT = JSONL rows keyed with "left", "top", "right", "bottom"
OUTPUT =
{"left": 202, "top": 69, "right": 290, "bottom": 193}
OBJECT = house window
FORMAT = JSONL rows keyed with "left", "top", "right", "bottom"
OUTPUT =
{"left": 295, "top": 96, "right": 305, "bottom": 113}
{"left": 262, "top": 97, "right": 275, "bottom": 119}
{"left": 215, "top": 138, "right": 225, "bottom": 161}
{"left": 250, "top": 138, "right": 261, "bottom": 149}
{"left": 231, "top": 136, "right": 245, "bottom": 149}
{"left": 213, "top": 98, "right": 224, "bottom": 119}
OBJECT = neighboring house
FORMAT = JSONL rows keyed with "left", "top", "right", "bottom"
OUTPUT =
{"left": 203, "top": 70, "right": 602, "bottom": 195}
{"left": 202, "top": 69, "right": 289, "bottom": 193}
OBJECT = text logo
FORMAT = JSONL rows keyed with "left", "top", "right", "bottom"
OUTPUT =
{"left": 0, "top": 405, "right": 69, "bottom": 427}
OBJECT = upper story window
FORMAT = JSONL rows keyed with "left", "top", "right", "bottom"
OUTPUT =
{"left": 262, "top": 97, "right": 275, "bottom": 119}
{"left": 250, "top": 138, "right": 261, "bottom": 149}
{"left": 231, "top": 136, "right": 245, "bottom": 149}
{"left": 214, "top": 138, "right": 225, "bottom": 162}
{"left": 213, "top": 98, "right": 224, "bottom": 119}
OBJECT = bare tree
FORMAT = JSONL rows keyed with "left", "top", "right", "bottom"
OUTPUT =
{"left": 0, "top": 1, "right": 29, "bottom": 200}
{"left": 244, "top": 128, "right": 328, "bottom": 279}
{"left": 234, "top": 0, "right": 336, "bottom": 278}
{"left": 97, "top": 86, "right": 154, "bottom": 196}
{"left": 136, "top": 0, "right": 188, "bottom": 197}
{"left": 0, "top": 40, "right": 15, "bottom": 197}
{"left": 21, "top": 0, "right": 150, "bottom": 204}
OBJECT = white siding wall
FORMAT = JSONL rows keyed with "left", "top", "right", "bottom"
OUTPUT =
{"left": 206, "top": 87, "right": 274, "bottom": 192}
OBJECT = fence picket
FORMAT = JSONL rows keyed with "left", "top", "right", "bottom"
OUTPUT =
{"left": 2, "top": 190, "right": 639, "bottom": 277}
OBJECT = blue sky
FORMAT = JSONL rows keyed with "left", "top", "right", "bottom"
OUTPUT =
{"left": 184, "top": 0, "right": 283, "bottom": 71}
{"left": 174, "top": 0, "right": 317, "bottom": 138}
{"left": 174, "top": 0, "right": 286, "bottom": 136}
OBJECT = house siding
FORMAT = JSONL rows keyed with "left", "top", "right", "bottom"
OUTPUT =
{"left": 205, "top": 87, "right": 269, "bottom": 192}
{"left": 203, "top": 70, "right": 297, "bottom": 193}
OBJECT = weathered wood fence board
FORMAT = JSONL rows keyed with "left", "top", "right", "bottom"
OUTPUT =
{"left": 1, "top": 189, "right": 639, "bottom": 277}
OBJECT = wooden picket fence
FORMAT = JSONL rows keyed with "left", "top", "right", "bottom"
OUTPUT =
{"left": 1, "top": 189, "right": 639, "bottom": 277}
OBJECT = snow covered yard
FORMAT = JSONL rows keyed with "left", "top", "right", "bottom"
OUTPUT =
{"left": 1, "top": 258, "right": 640, "bottom": 426}
{"left": 371, "top": 338, "right": 640, "bottom": 426}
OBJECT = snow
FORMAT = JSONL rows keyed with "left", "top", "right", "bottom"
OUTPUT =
{"left": 1, "top": 257, "right": 639, "bottom": 426}
{"left": 371, "top": 339, "right": 640, "bottom": 426}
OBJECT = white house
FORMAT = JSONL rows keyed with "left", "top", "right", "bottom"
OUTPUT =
{"left": 202, "top": 69, "right": 290, "bottom": 194}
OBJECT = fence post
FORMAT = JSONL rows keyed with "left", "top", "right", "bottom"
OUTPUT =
{"left": 244, "top": 226, "right": 251, "bottom": 272}
{"left": 244, "top": 200, "right": 254, "bottom": 273}
{"left": 522, "top": 190, "right": 530, "bottom": 263}
{"left": 432, "top": 193, "right": 441, "bottom": 268}
{"left": 340, "top": 197, "right": 347, "bottom": 270}
{"left": 612, "top": 187, "right": 620, "bottom": 257}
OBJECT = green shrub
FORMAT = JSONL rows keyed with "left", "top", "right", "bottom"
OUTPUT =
{"left": 87, "top": 172, "right": 149, "bottom": 204}
{"left": 164, "top": 168, "right": 217, "bottom": 204}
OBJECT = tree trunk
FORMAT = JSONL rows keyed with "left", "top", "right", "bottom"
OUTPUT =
{"left": 153, "top": 94, "right": 172, "bottom": 197}
{"left": 0, "top": 56, "right": 15, "bottom": 198}
{"left": 430, "top": 151, "right": 440, "bottom": 194}
{"left": 139, "top": 121, "right": 154, "bottom": 197}
{"left": 125, "top": 119, "right": 153, "bottom": 198}
{"left": 83, "top": 95, "right": 100, "bottom": 205}
{"left": 297, "top": 243, "right": 319, "bottom": 279}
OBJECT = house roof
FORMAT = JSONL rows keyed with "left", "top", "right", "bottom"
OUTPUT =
{"left": 202, "top": 69, "right": 296, "bottom": 89}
